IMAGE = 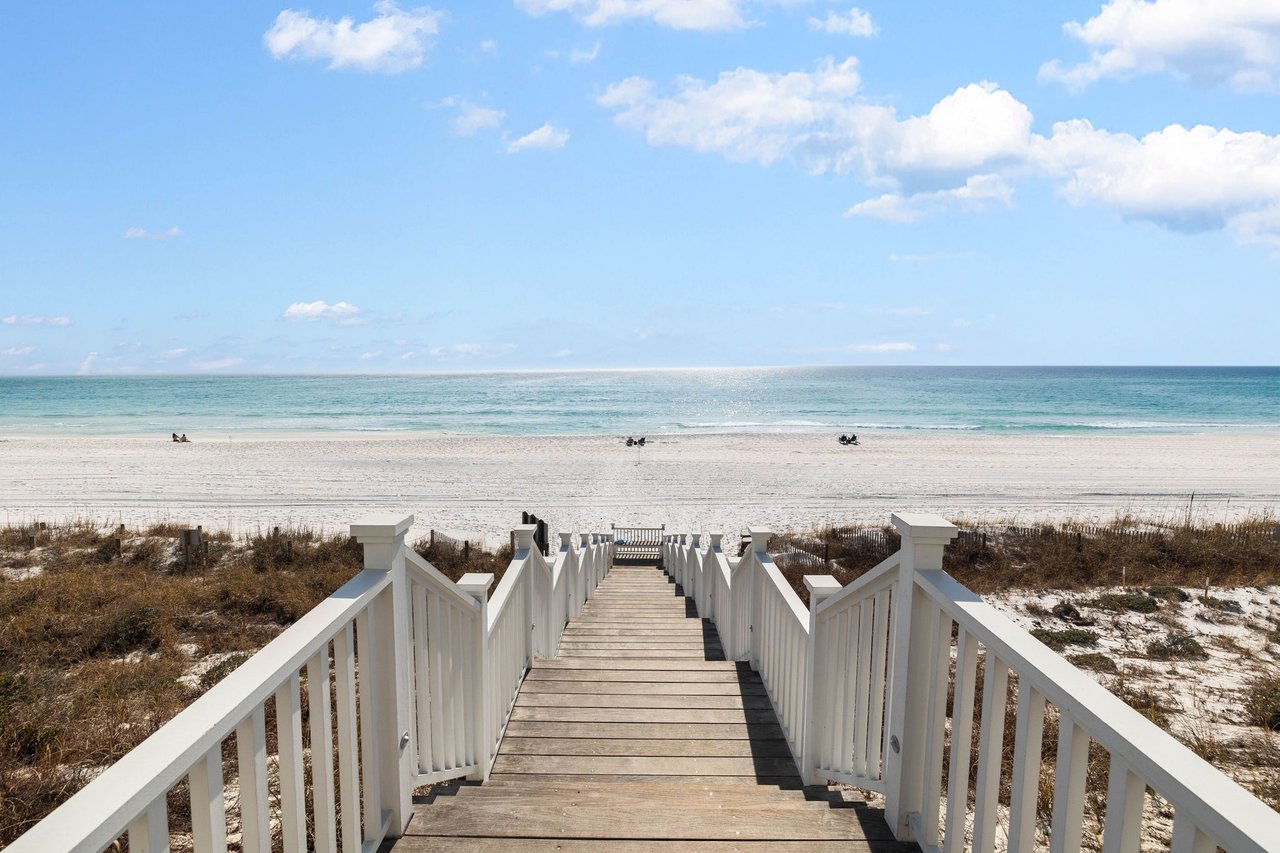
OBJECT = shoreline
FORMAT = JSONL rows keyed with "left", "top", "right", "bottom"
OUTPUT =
{"left": 2, "top": 431, "right": 1276, "bottom": 544}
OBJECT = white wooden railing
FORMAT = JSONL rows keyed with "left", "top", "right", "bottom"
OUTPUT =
{"left": 10, "top": 517, "right": 612, "bottom": 853}
{"left": 671, "top": 514, "right": 1280, "bottom": 853}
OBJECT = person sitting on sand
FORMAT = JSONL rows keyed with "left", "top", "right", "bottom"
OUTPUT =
{"left": 626, "top": 437, "right": 634, "bottom": 446}
{"left": 179, "top": 434, "right": 190, "bottom": 443}
{"left": 637, "top": 437, "right": 646, "bottom": 446}
{"left": 839, "top": 434, "right": 849, "bottom": 444}
{"left": 172, "top": 433, "right": 180, "bottom": 442}
{"left": 850, "top": 433, "right": 858, "bottom": 444}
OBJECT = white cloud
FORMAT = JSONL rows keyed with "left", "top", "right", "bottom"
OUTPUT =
{"left": 1035, "top": 120, "right": 1280, "bottom": 246}
{"left": 847, "top": 174, "right": 1014, "bottom": 222}
{"left": 264, "top": 1, "right": 442, "bottom": 73}
{"left": 451, "top": 101, "right": 505, "bottom": 136}
{"left": 77, "top": 352, "right": 97, "bottom": 375}
{"left": 515, "top": 0, "right": 749, "bottom": 31}
{"left": 164, "top": 348, "right": 189, "bottom": 358}
{"left": 600, "top": 55, "right": 1280, "bottom": 248}
{"left": 808, "top": 7, "right": 875, "bottom": 37}
{"left": 124, "top": 226, "right": 182, "bottom": 240}
{"left": 2, "top": 345, "right": 35, "bottom": 356}
{"left": 360, "top": 350, "right": 382, "bottom": 359}
{"left": 850, "top": 342, "right": 917, "bottom": 353}
{"left": 283, "top": 300, "right": 363, "bottom": 321}
{"left": 1040, "top": 0, "right": 1280, "bottom": 92}
{"left": 480, "top": 39, "right": 497, "bottom": 53}
{"left": 193, "top": 358, "right": 245, "bottom": 371}
{"left": 599, "top": 61, "right": 1033, "bottom": 217}
{"left": 2, "top": 314, "right": 73, "bottom": 327}
{"left": 553, "top": 348, "right": 573, "bottom": 358}
{"left": 570, "top": 42, "right": 601, "bottom": 63}
{"left": 508, "top": 122, "right": 570, "bottom": 153}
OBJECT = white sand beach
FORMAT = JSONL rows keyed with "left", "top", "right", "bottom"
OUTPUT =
{"left": 2, "top": 431, "right": 1276, "bottom": 544}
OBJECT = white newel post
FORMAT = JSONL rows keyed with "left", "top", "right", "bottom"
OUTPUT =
{"left": 350, "top": 514, "right": 415, "bottom": 835}
{"left": 580, "top": 534, "right": 593, "bottom": 600}
{"left": 559, "top": 532, "right": 576, "bottom": 618}
{"left": 708, "top": 532, "right": 724, "bottom": 633}
{"left": 605, "top": 533, "right": 614, "bottom": 573}
{"left": 513, "top": 524, "right": 540, "bottom": 657}
{"left": 802, "top": 575, "right": 843, "bottom": 785}
{"left": 882, "top": 512, "right": 958, "bottom": 840}
{"left": 746, "top": 527, "right": 770, "bottom": 670}
{"left": 689, "top": 533, "right": 703, "bottom": 614}
{"left": 456, "top": 572, "right": 494, "bottom": 781}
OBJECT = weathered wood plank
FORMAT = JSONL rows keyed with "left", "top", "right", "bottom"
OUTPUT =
{"left": 410, "top": 796, "right": 881, "bottom": 840}
{"left": 525, "top": 669, "right": 748, "bottom": 683}
{"left": 515, "top": 692, "right": 772, "bottom": 709}
{"left": 536, "top": 659, "right": 746, "bottom": 670}
{"left": 518, "top": 680, "right": 767, "bottom": 696}
{"left": 392, "top": 838, "right": 911, "bottom": 852}
{"left": 509, "top": 706, "right": 781, "bottom": 724}
{"left": 497, "top": 737, "right": 793, "bottom": 757}
{"left": 502, "top": 721, "right": 785, "bottom": 740}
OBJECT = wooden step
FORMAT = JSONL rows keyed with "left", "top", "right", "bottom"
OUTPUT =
{"left": 514, "top": 693, "right": 770, "bottom": 710}
{"left": 502, "top": 721, "right": 785, "bottom": 740}
{"left": 392, "top": 841, "right": 911, "bottom": 852}
{"left": 509, "top": 706, "right": 781, "bottom": 725}
{"left": 518, "top": 680, "right": 767, "bottom": 696}
{"left": 497, "top": 736, "right": 793, "bottom": 758}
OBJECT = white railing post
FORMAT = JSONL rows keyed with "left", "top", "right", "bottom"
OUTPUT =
{"left": 350, "top": 514, "right": 416, "bottom": 835}
{"left": 802, "top": 575, "right": 843, "bottom": 785}
{"left": 746, "top": 527, "right": 770, "bottom": 669}
{"left": 882, "top": 513, "right": 958, "bottom": 841}
{"left": 689, "top": 533, "right": 703, "bottom": 614}
{"left": 707, "top": 532, "right": 724, "bottom": 629}
{"left": 579, "top": 533, "right": 593, "bottom": 599}
{"left": 513, "top": 524, "right": 540, "bottom": 656}
{"left": 558, "top": 532, "right": 576, "bottom": 617}
{"left": 457, "top": 572, "right": 494, "bottom": 781}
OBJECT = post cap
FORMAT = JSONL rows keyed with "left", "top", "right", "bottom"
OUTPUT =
{"left": 891, "top": 513, "right": 959, "bottom": 544}
{"left": 747, "top": 527, "right": 772, "bottom": 553}
{"left": 690, "top": 532, "right": 702, "bottom": 547}
{"left": 513, "top": 524, "right": 537, "bottom": 551}
{"left": 804, "top": 575, "right": 844, "bottom": 599}
{"left": 580, "top": 533, "right": 590, "bottom": 547}
{"left": 457, "top": 572, "right": 495, "bottom": 600}
{"left": 350, "top": 514, "right": 414, "bottom": 541}
{"left": 558, "top": 531, "right": 573, "bottom": 547}
{"left": 708, "top": 532, "right": 724, "bottom": 548}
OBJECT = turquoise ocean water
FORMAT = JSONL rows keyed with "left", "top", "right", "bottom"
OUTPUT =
{"left": 0, "top": 367, "right": 1276, "bottom": 436}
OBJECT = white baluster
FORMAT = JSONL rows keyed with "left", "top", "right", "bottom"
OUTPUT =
{"left": 802, "top": 575, "right": 842, "bottom": 785}
{"left": 458, "top": 572, "right": 494, "bottom": 781}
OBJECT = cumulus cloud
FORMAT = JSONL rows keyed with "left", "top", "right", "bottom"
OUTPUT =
{"left": 283, "top": 300, "right": 363, "bottom": 322}
{"left": 508, "top": 122, "right": 570, "bottom": 153}
{"left": 451, "top": 101, "right": 505, "bottom": 136}
{"left": 1040, "top": 0, "right": 1280, "bottom": 92}
{"left": 77, "top": 352, "right": 97, "bottom": 375}
{"left": 600, "top": 55, "right": 1280, "bottom": 247}
{"left": 124, "top": 226, "right": 183, "bottom": 240}
{"left": 808, "top": 7, "right": 875, "bottom": 37}
{"left": 264, "top": 1, "right": 442, "bottom": 73}
{"left": 515, "top": 0, "right": 749, "bottom": 30}
{"left": 599, "top": 59, "right": 1032, "bottom": 215}
{"left": 1035, "top": 120, "right": 1280, "bottom": 247}
{"left": 2, "top": 314, "right": 72, "bottom": 327}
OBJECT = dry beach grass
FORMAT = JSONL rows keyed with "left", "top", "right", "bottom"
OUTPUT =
{"left": 2, "top": 516, "right": 1277, "bottom": 847}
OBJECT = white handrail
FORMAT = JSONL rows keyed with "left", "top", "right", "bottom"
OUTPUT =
{"left": 7, "top": 548, "right": 396, "bottom": 845}
{"left": 914, "top": 568, "right": 1280, "bottom": 853}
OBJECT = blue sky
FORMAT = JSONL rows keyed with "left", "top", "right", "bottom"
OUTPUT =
{"left": 1, "top": 0, "right": 1278, "bottom": 374}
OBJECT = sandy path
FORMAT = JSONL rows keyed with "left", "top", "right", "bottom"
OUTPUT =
{"left": 1, "top": 432, "right": 1276, "bottom": 545}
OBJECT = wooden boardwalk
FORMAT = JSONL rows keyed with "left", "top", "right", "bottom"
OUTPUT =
{"left": 391, "top": 563, "right": 916, "bottom": 852}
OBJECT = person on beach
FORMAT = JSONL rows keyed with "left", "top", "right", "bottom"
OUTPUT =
{"left": 172, "top": 433, "right": 180, "bottom": 442}
{"left": 179, "top": 434, "right": 190, "bottom": 443}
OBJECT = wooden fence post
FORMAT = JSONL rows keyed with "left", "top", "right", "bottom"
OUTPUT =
{"left": 745, "top": 528, "right": 771, "bottom": 671}
{"left": 350, "top": 513, "right": 415, "bottom": 836}
{"left": 882, "top": 513, "right": 958, "bottom": 841}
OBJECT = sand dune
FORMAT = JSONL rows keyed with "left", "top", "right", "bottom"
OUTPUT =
{"left": 1, "top": 431, "right": 1276, "bottom": 545}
